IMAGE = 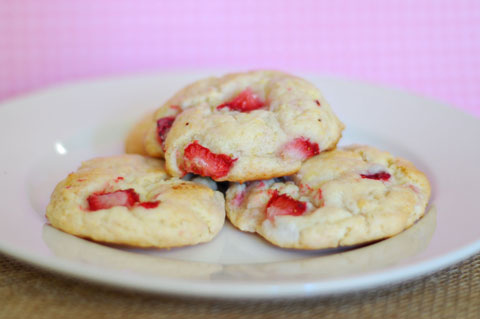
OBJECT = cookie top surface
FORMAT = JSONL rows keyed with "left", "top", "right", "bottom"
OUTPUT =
{"left": 46, "top": 154, "right": 225, "bottom": 248}
{"left": 143, "top": 70, "right": 344, "bottom": 182}
{"left": 225, "top": 145, "right": 431, "bottom": 249}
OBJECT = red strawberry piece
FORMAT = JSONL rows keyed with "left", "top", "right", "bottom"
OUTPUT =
{"left": 317, "top": 188, "right": 325, "bottom": 207}
{"left": 232, "top": 190, "right": 246, "bottom": 207}
{"left": 266, "top": 190, "right": 307, "bottom": 221}
{"left": 87, "top": 189, "right": 140, "bottom": 211}
{"left": 217, "top": 88, "right": 265, "bottom": 112}
{"left": 361, "top": 171, "right": 391, "bottom": 181}
{"left": 114, "top": 176, "right": 124, "bottom": 183}
{"left": 138, "top": 201, "right": 160, "bottom": 209}
{"left": 315, "top": 100, "right": 321, "bottom": 106}
{"left": 170, "top": 105, "right": 182, "bottom": 112}
{"left": 256, "top": 181, "right": 266, "bottom": 189}
{"left": 156, "top": 116, "right": 176, "bottom": 149}
{"left": 183, "top": 141, "right": 237, "bottom": 179}
{"left": 281, "top": 137, "right": 320, "bottom": 161}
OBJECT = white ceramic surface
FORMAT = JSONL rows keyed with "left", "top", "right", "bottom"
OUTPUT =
{"left": 0, "top": 72, "right": 479, "bottom": 299}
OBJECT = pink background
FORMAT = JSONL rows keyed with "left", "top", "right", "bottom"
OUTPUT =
{"left": 0, "top": 0, "right": 479, "bottom": 116}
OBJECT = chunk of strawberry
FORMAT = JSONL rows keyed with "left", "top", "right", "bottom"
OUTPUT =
{"left": 361, "top": 171, "right": 391, "bottom": 181}
{"left": 217, "top": 88, "right": 265, "bottom": 112}
{"left": 156, "top": 116, "right": 176, "bottom": 148}
{"left": 138, "top": 201, "right": 160, "bottom": 209}
{"left": 232, "top": 190, "right": 246, "bottom": 207}
{"left": 183, "top": 141, "right": 237, "bottom": 179}
{"left": 170, "top": 105, "right": 182, "bottom": 112}
{"left": 266, "top": 190, "right": 307, "bottom": 220}
{"left": 87, "top": 189, "right": 140, "bottom": 211}
{"left": 281, "top": 137, "right": 320, "bottom": 161}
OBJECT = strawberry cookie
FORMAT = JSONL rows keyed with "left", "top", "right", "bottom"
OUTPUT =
{"left": 46, "top": 154, "right": 225, "bottom": 248}
{"left": 143, "top": 70, "right": 344, "bottom": 182}
{"left": 125, "top": 112, "right": 153, "bottom": 156}
{"left": 225, "top": 145, "right": 431, "bottom": 249}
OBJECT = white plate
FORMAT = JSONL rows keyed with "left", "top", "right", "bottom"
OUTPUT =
{"left": 1, "top": 71, "right": 479, "bottom": 299}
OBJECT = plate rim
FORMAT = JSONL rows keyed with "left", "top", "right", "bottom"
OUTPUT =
{"left": 1, "top": 235, "right": 479, "bottom": 299}
{"left": 1, "top": 71, "right": 479, "bottom": 299}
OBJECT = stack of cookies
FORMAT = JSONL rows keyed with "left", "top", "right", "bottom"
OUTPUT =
{"left": 46, "top": 71, "right": 431, "bottom": 250}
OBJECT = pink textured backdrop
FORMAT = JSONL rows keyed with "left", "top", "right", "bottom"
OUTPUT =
{"left": 0, "top": 0, "right": 479, "bottom": 116}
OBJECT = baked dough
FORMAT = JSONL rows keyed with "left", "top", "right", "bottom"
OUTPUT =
{"left": 46, "top": 154, "right": 225, "bottom": 248}
{"left": 142, "top": 70, "right": 344, "bottom": 182}
{"left": 226, "top": 145, "right": 431, "bottom": 249}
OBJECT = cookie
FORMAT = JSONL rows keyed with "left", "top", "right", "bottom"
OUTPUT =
{"left": 225, "top": 145, "right": 431, "bottom": 249}
{"left": 142, "top": 70, "right": 344, "bottom": 182}
{"left": 125, "top": 112, "right": 153, "bottom": 156}
{"left": 46, "top": 154, "right": 225, "bottom": 248}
